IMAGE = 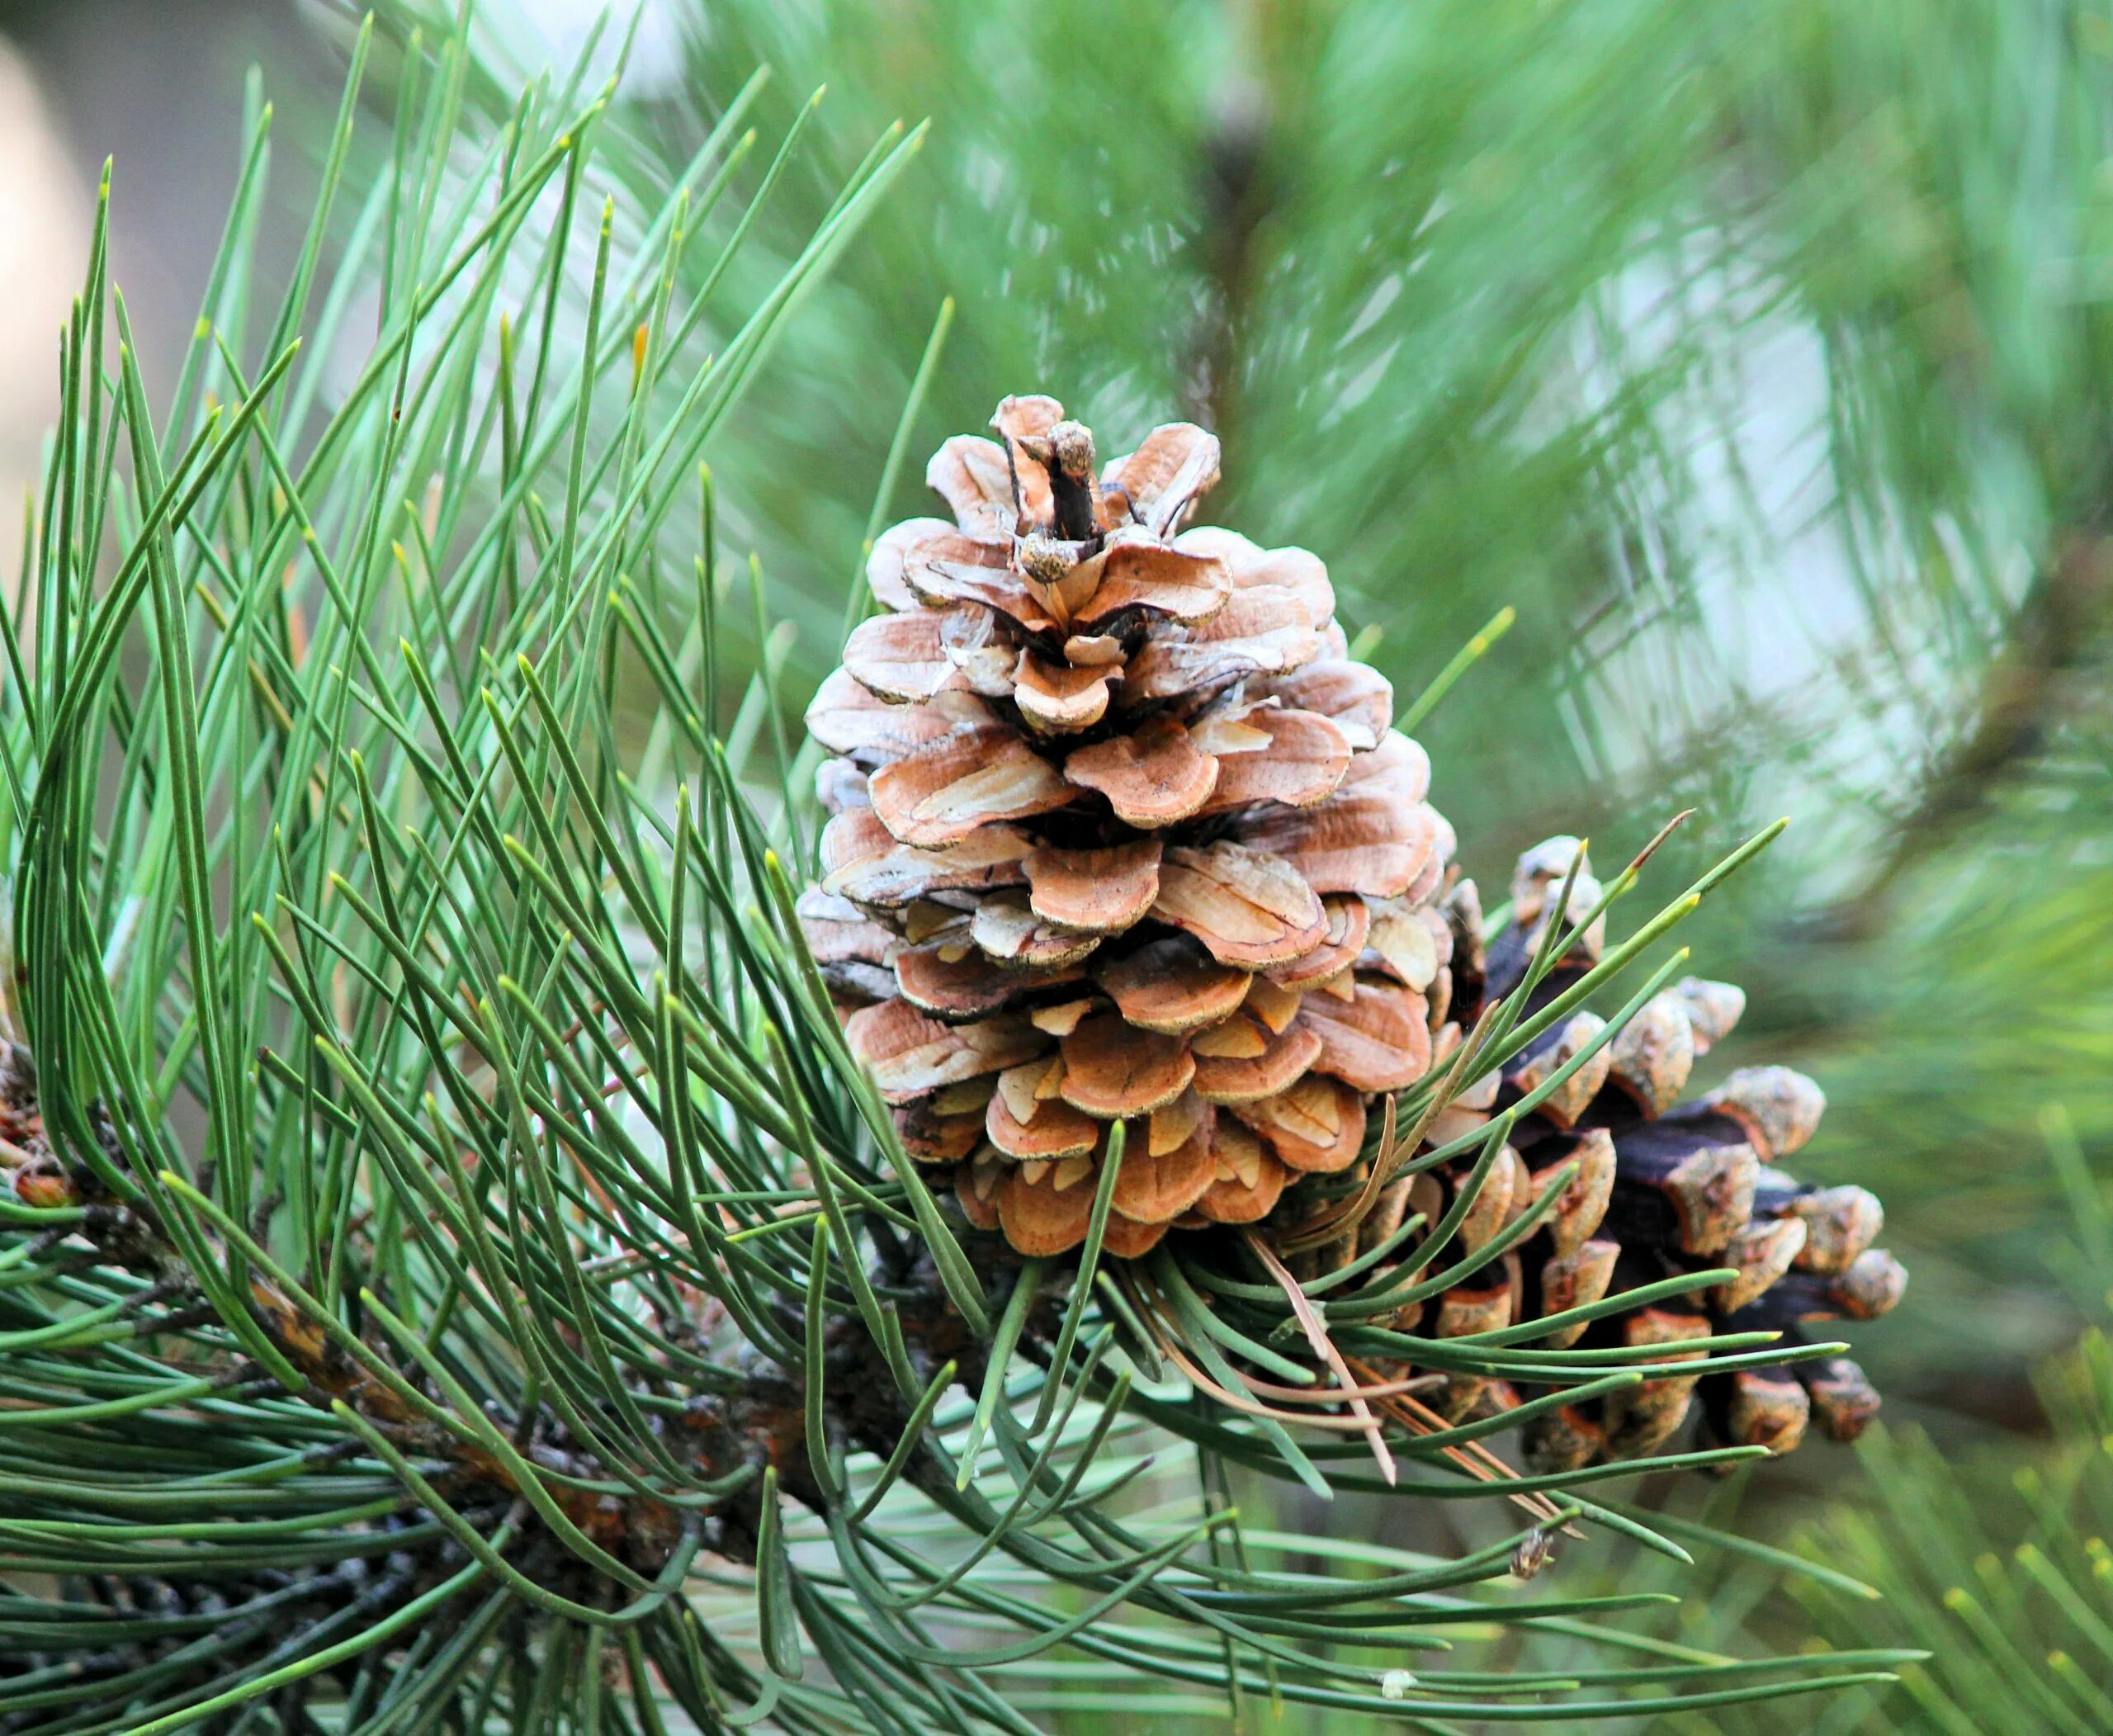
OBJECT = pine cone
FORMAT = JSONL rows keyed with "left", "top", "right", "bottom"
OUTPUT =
{"left": 801, "top": 395, "right": 1453, "bottom": 1259}
{"left": 1381, "top": 839, "right": 1904, "bottom": 1464}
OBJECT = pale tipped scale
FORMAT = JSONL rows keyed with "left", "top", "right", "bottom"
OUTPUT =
{"left": 1064, "top": 715, "right": 1221, "bottom": 828}
{"left": 1191, "top": 1019, "right": 1325, "bottom": 1106}
{"left": 1299, "top": 980, "right": 1432, "bottom": 1094}
{"left": 1150, "top": 840, "right": 1328, "bottom": 967}
{"left": 1057, "top": 1013, "right": 1196, "bottom": 1120}
{"left": 1267, "top": 895, "right": 1371, "bottom": 991}
{"left": 1110, "top": 1122, "right": 1217, "bottom": 1224}
{"left": 1093, "top": 937, "right": 1251, "bottom": 1034}
{"left": 1195, "top": 707, "right": 1352, "bottom": 814}
{"left": 867, "top": 727, "right": 1074, "bottom": 849}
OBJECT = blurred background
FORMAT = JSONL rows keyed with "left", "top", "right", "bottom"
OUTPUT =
{"left": 6, "top": 0, "right": 2111, "bottom": 1726}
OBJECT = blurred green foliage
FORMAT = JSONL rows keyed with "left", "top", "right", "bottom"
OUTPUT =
{"left": 1638, "top": 1114, "right": 2113, "bottom": 1736}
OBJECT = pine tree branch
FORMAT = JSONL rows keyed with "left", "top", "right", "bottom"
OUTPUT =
{"left": 1807, "top": 527, "right": 2113, "bottom": 943}
{"left": 24, "top": 1086, "right": 987, "bottom": 1580}
{"left": 1191, "top": 70, "right": 1270, "bottom": 447}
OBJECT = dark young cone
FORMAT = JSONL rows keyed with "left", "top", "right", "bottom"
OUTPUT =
{"left": 1391, "top": 839, "right": 1906, "bottom": 1468}
{"left": 805, "top": 396, "right": 1453, "bottom": 1258}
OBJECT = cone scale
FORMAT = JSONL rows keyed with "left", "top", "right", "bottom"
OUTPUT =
{"left": 801, "top": 395, "right": 1903, "bottom": 1465}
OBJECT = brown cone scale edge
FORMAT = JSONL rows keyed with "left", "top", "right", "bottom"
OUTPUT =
{"left": 801, "top": 395, "right": 1903, "bottom": 1469}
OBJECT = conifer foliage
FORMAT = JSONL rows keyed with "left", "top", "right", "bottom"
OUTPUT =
{"left": 0, "top": 15, "right": 1915, "bottom": 1734}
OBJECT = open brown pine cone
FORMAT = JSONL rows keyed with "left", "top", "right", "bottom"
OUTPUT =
{"left": 1382, "top": 839, "right": 1906, "bottom": 1464}
{"left": 801, "top": 395, "right": 1454, "bottom": 1261}
{"left": 799, "top": 396, "right": 1902, "bottom": 1467}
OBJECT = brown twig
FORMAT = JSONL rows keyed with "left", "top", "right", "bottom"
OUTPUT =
{"left": 1343, "top": 1354, "right": 1572, "bottom": 1530}
{"left": 1244, "top": 1232, "right": 1397, "bottom": 1484}
{"left": 1188, "top": 45, "right": 1273, "bottom": 447}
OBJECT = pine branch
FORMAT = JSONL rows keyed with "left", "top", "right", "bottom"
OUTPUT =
{"left": 0, "top": 10, "right": 1931, "bottom": 1732}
